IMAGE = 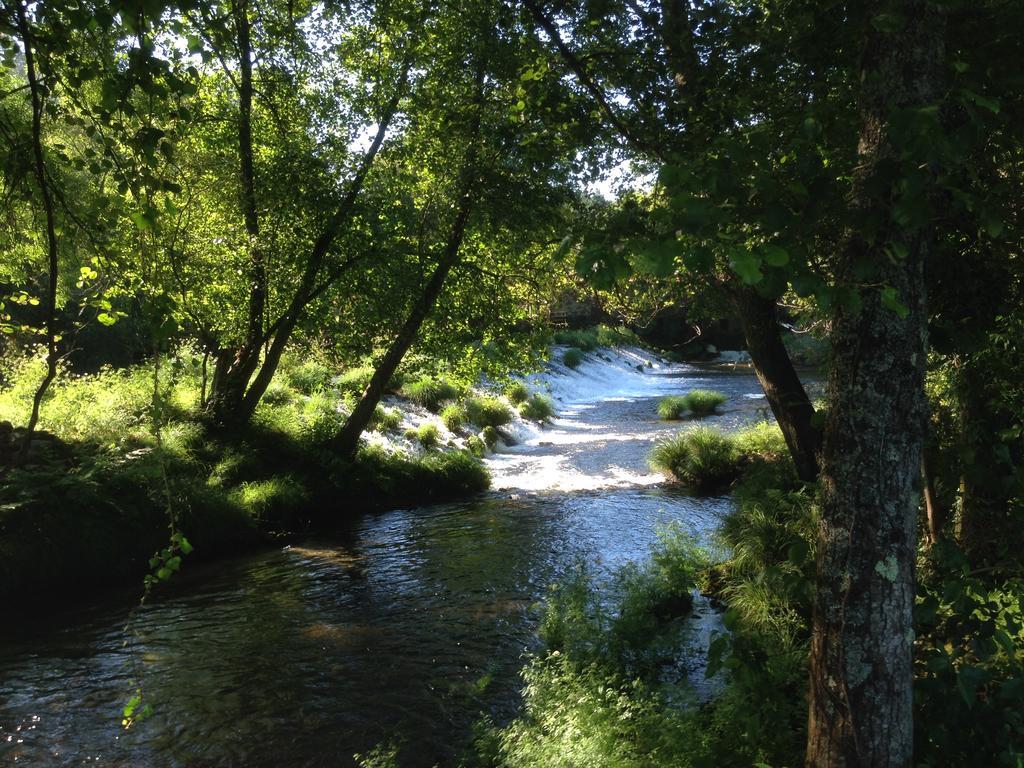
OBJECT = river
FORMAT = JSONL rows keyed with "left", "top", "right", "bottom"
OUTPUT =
{"left": 0, "top": 349, "right": 771, "bottom": 767}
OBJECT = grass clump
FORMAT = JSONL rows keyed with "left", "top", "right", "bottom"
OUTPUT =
{"left": 596, "top": 324, "right": 640, "bottom": 347}
{"left": 464, "top": 396, "right": 513, "bottom": 428}
{"left": 657, "top": 390, "right": 727, "bottom": 420}
{"left": 650, "top": 426, "right": 739, "bottom": 492}
{"left": 504, "top": 381, "right": 530, "bottom": 404}
{"left": 441, "top": 403, "right": 467, "bottom": 432}
{"left": 481, "top": 425, "right": 499, "bottom": 450}
{"left": 657, "top": 395, "right": 690, "bottom": 420}
{"left": 685, "top": 389, "right": 727, "bottom": 416}
{"left": 404, "top": 422, "right": 441, "bottom": 449}
{"left": 562, "top": 347, "right": 585, "bottom": 369}
{"left": 466, "top": 434, "right": 486, "bottom": 457}
{"left": 370, "top": 405, "right": 402, "bottom": 433}
{"left": 284, "top": 356, "right": 334, "bottom": 395}
{"left": 518, "top": 393, "right": 555, "bottom": 422}
{"left": 404, "top": 376, "right": 463, "bottom": 412}
{"left": 478, "top": 525, "right": 713, "bottom": 767}
{"left": 553, "top": 327, "right": 599, "bottom": 351}
{"left": 232, "top": 475, "right": 309, "bottom": 522}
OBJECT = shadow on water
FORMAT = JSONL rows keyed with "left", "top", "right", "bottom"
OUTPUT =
{"left": 0, "top": 360, "right": 787, "bottom": 767}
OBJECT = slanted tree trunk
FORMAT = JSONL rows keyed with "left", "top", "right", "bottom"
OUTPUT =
{"left": 807, "top": 2, "right": 945, "bottom": 765}
{"left": 17, "top": 2, "right": 60, "bottom": 464}
{"left": 730, "top": 286, "right": 820, "bottom": 481}
{"left": 330, "top": 179, "right": 476, "bottom": 459}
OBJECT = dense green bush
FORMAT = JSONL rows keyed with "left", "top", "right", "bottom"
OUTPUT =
{"left": 596, "top": 324, "right": 640, "bottom": 347}
{"left": 518, "top": 393, "right": 555, "bottom": 422}
{"left": 404, "top": 422, "right": 441, "bottom": 449}
{"left": 684, "top": 389, "right": 727, "bottom": 416}
{"left": 464, "top": 396, "right": 513, "bottom": 428}
{"left": 232, "top": 475, "right": 309, "bottom": 522}
{"left": 404, "top": 376, "right": 463, "bottom": 412}
{"left": 481, "top": 425, "right": 499, "bottom": 449}
{"left": 466, "top": 434, "right": 486, "bottom": 457}
{"left": 657, "top": 395, "right": 689, "bottom": 420}
{"left": 562, "top": 347, "right": 585, "bottom": 369}
{"left": 504, "top": 381, "right": 530, "bottom": 404}
{"left": 553, "top": 328, "right": 599, "bottom": 351}
{"left": 284, "top": 356, "right": 335, "bottom": 395}
{"left": 441, "top": 403, "right": 466, "bottom": 432}
{"left": 370, "top": 405, "right": 403, "bottom": 433}
{"left": 649, "top": 427, "right": 738, "bottom": 492}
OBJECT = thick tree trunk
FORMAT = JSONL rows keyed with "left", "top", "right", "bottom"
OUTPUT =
{"left": 731, "top": 286, "right": 820, "bottom": 481}
{"left": 807, "top": 3, "right": 945, "bottom": 765}
{"left": 329, "top": 185, "right": 475, "bottom": 459}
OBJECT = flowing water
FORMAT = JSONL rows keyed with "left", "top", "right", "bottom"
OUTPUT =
{"left": 0, "top": 350, "right": 774, "bottom": 767}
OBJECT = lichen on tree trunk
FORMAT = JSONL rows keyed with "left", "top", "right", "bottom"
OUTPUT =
{"left": 807, "top": 1, "right": 945, "bottom": 765}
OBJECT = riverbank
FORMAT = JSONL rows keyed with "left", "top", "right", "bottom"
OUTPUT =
{"left": 2, "top": 342, "right": 702, "bottom": 614}
{"left": 0, "top": 353, "right": 511, "bottom": 613}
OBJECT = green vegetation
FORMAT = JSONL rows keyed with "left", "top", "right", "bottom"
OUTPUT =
{"left": 552, "top": 324, "right": 639, "bottom": 353}
{"left": 562, "top": 348, "right": 585, "bottom": 369}
{"left": 518, "top": 393, "right": 555, "bottom": 422}
{"left": 657, "top": 390, "right": 727, "bottom": 420}
{"left": 370, "top": 406, "right": 403, "bottom": 433}
{"left": 684, "top": 389, "right": 727, "bottom": 416}
{"left": 504, "top": 381, "right": 530, "bottom": 405}
{"left": 405, "top": 422, "right": 442, "bottom": 449}
{"left": 441, "top": 403, "right": 467, "bottom": 432}
{"left": 464, "top": 396, "right": 513, "bottom": 428}
{"left": 650, "top": 422, "right": 793, "bottom": 493}
{"left": 649, "top": 427, "right": 739, "bottom": 493}
{"left": 404, "top": 377, "right": 465, "bottom": 413}
{"left": 657, "top": 395, "right": 690, "bottom": 420}
{"left": 481, "top": 426, "right": 500, "bottom": 450}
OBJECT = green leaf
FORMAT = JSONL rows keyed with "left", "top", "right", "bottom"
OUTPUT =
{"left": 760, "top": 244, "right": 789, "bottom": 267}
{"left": 881, "top": 286, "right": 910, "bottom": 319}
{"left": 729, "top": 250, "right": 763, "bottom": 285}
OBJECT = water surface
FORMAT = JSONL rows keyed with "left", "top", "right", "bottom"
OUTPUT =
{"left": 1, "top": 353, "right": 772, "bottom": 767}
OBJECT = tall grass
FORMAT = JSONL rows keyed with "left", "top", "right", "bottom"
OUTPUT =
{"left": 504, "top": 381, "right": 530, "bottom": 404}
{"left": 684, "top": 389, "right": 726, "bottom": 416}
{"left": 403, "top": 376, "right": 463, "bottom": 412}
{"left": 562, "top": 347, "right": 585, "bottom": 369}
{"left": 464, "top": 396, "right": 513, "bottom": 428}
{"left": 657, "top": 395, "right": 689, "bottom": 420}
{"left": 518, "top": 393, "right": 555, "bottom": 422}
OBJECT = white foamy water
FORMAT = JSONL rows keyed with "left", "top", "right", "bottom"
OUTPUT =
{"left": 486, "top": 346, "right": 770, "bottom": 492}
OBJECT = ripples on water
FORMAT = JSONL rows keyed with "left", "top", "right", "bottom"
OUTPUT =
{"left": 0, "top": 359, "right": 775, "bottom": 767}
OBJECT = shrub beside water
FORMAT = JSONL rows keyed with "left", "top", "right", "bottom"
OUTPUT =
{"left": 441, "top": 403, "right": 466, "bottom": 432}
{"left": 650, "top": 426, "right": 738, "bottom": 492}
{"left": 657, "top": 395, "right": 690, "bottom": 420}
{"left": 658, "top": 390, "right": 727, "bottom": 420}
{"left": 464, "top": 396, "right": 513, "bottom": 428}
{"left": 562, "top": 347, "right": 585, "bottom": 369}
{"left": 504, "top": 381, "right": 530, "bottom": 404}
{"left": 518, "top": 393, "right": 555, "bottom": 422}
{"left": 370, "top": 405, "right": 402, "bottom": 433}
{"left": 685, "top": 389, "right": 727, "bottom": 416}
{"left": 404, "top": 376, "right": 463, "bottom": 412}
